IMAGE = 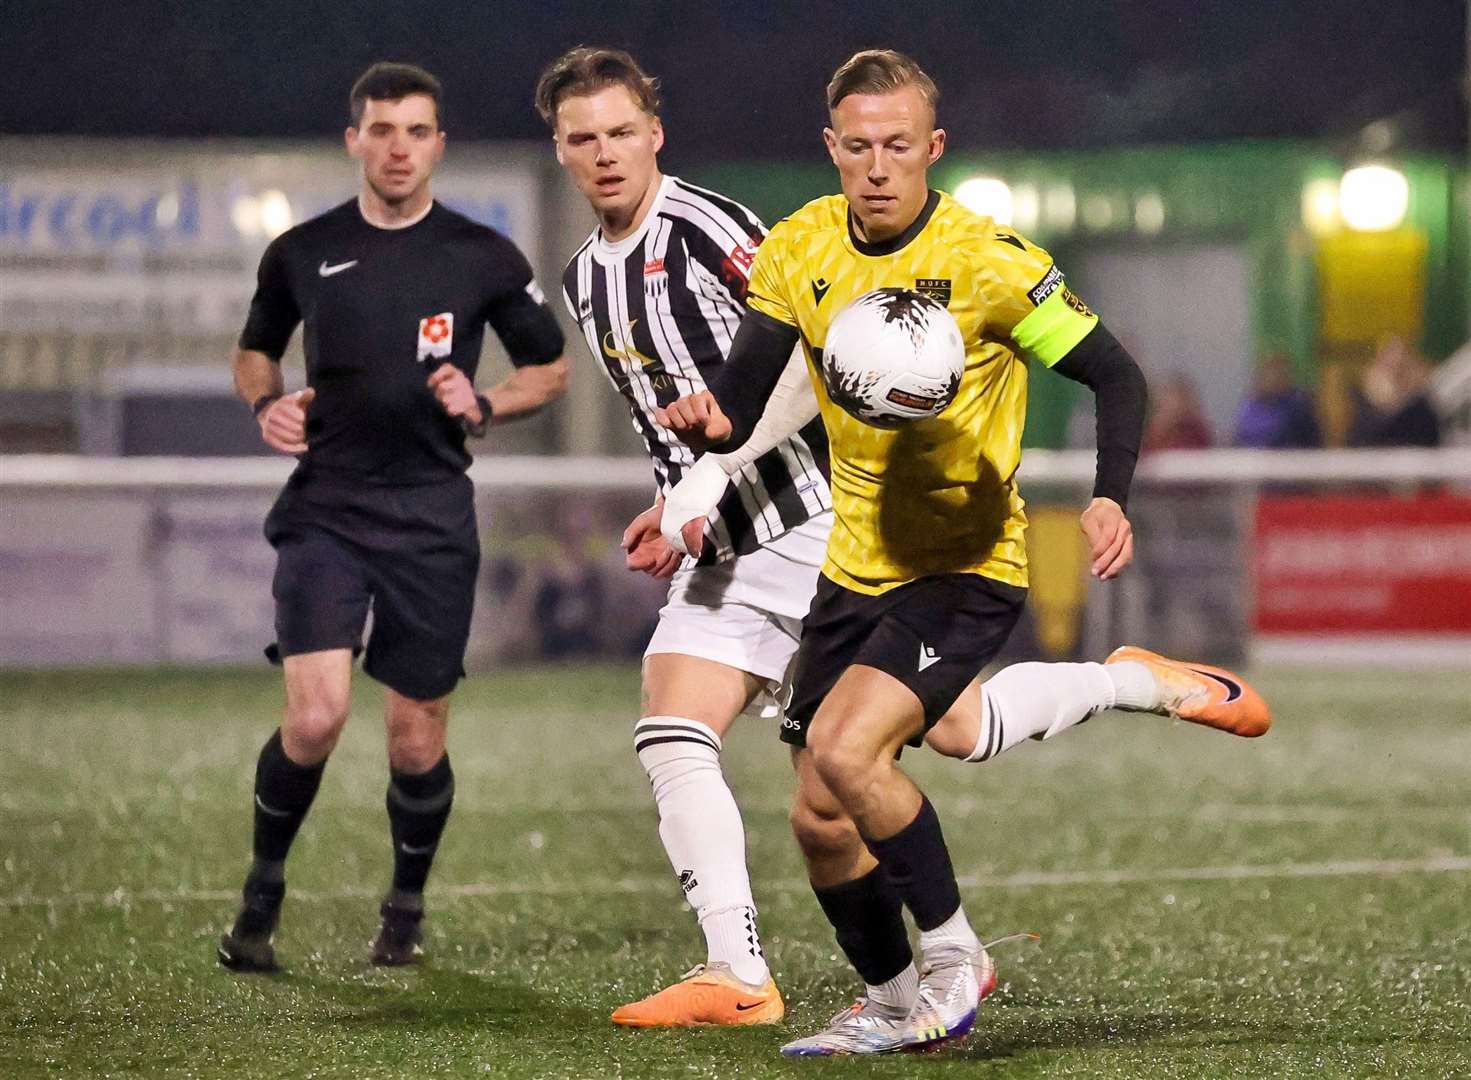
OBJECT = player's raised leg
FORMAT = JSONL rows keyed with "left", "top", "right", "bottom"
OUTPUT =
{"left": 612, "top": 652, "right": 783, "bottom": 1027}
{"left": 370, "top": 688, "right": 454, "bottom": 966}
{"left": 925, "top": 652, "right": 1269, "bottom": 764}
{"left": 218, "top": 649, "right": 351, "bottom": 972}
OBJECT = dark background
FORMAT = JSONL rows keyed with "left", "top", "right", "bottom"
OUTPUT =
{"left": 4, "top": 0, "right": 1466, "bottom": 159}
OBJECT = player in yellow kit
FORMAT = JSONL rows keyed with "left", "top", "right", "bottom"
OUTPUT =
{"left": 660, "top": 49, "right": 1269, "bottom": 1055}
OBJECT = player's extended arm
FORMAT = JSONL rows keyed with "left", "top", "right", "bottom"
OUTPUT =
{"left": 656, "top": 311, "right": 800, "bottom": 450}
{"left": 660, "top": 344, "right": 817, "bottom": 555}
{"left": 1050, "top": 322, "right": 1148, "bottom": 579}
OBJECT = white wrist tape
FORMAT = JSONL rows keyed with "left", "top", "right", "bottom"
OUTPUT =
{"left": 661, "top": 454, "right": 731, "bottom": 554}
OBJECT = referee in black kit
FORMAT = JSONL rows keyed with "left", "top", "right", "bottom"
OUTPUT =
{"left": 218, "top": 62, "right": 568, "bottom": 971}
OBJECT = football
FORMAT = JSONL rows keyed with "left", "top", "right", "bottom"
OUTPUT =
{"left": 820, "top": 288, "right": 966, "bottom": 428}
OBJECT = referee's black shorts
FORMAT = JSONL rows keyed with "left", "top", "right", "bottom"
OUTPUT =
{"left": 263, "top": 470, "right": 479, "bottom": 701}
{"left": 781, "top": 572, "right": 1027, "bottom": 749}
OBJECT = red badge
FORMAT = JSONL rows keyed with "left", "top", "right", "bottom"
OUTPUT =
{"left": 417, "top": 312, "right": 454, "bottom": 361}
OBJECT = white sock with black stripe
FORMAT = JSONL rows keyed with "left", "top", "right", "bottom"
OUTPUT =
{"left": 965, "top": 662, "right": 1118, "bottom": 762}
{"left": 634, "top": 716, "right": 769, "bottom": 986}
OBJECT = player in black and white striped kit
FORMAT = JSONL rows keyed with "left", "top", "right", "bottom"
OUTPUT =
{"left": 535, "top": 47, "right": 830, "bottom": 1026}
{"left": 559, "top": 161, "right": 829, "bottom": 563}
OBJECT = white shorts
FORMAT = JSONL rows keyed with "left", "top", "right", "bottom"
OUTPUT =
{"left": 645, "top": 512, "right": 831, "bottom": 712}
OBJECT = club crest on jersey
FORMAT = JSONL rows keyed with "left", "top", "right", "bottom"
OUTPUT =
{"left": 644, "top": 258, "right": 668, "bottom": 297}
{"left": 417, "top": 312, "right": 454, "bottom": 361}
{"left": 915, "top": 278, "right": 952, "bottom": 305}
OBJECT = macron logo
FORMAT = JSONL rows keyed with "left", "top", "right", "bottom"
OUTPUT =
{"left": 918, "top": 644, "right": 942, "bottom": 672}
{"left": 319, "top": 259, "right": 358, "bottom": 277}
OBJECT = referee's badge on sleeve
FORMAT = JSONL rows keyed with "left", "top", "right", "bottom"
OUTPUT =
{"left": 417, "top": 313, "right": 454, "bottom": 361}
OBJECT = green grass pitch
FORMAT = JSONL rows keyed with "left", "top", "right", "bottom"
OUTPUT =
{"left": 3, "top": 664, "right": 1469, "bottom": 1078}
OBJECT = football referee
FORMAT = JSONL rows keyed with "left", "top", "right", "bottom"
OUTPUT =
{"left": 218, "top": 62, "right": 569, "bottom": 971}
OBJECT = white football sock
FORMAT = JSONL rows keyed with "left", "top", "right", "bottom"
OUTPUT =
{"left": 702, "top": 904, "right": 767, "bottom": 986}
{"left": 918, "top": 906, "right": 982, "bottom": 963}
{"left": 966, "top": 661, "right": 1117, "bottom": 761}
{"left": 1103, "top": 660, "right": 1162, "bottom": 711}
{"left": 865, "top": 961, "right": 919, "bottom": 1014}
{"left": 634, "top": 716, "right": 769, "bottom": 985}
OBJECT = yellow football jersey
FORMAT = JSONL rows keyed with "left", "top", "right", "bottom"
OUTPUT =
{"left": 746, "top": 189, "right": 1098, "bottom": 595}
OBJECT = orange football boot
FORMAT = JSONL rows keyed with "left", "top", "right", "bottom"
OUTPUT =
{"left": 1107, "top": 646, "right": 1272, "bottom": 737}
{"left": 611, "top": 963, "right": 785, "bottom": 1027}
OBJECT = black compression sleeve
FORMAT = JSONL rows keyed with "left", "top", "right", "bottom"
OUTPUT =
{"left": 708, "top": 310, "right": 802, "bottom": 449}
{"left": 1050, "top": 322, "right": 1148, "bottom": 510}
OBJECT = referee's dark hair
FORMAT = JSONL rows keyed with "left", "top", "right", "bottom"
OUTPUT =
{"left": 826, "top": 49, "right": 939, "bottom": 118}
{"left": 534, "top": 46, "right": 660, "bottom": 127}
{"left": 350, "top": 62, "right": 444, "bottom": 128}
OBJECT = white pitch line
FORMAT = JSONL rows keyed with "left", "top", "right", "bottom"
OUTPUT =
{"left": 3, "top": 855, "right": 1468, "bottom": 910}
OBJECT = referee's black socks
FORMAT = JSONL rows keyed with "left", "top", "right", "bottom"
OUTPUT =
{"left": 386, "top": 754, "right": 455, "bottom": 903}
{"left": 249, "top": 728, "right": 326, "bottom": 886}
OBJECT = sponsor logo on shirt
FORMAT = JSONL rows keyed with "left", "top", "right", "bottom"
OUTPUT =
{"left": 417, "top": 312, "right": 454, "bottom": 361}
{"left": 1027, "top": 265, "right": 1064, "bottom": 306}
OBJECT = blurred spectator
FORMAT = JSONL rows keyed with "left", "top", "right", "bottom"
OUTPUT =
{"left": 532, "top": 503, "right": 609, "bottom": 657}
{"left": 1232, "top": 352, "right": 1320, "bottom": 449}
{"left": 1143, "top": 375, "right": 1214, "bottom": 452}
{"left": 1347, "top": 336, "right": 1441, "bottom": 448}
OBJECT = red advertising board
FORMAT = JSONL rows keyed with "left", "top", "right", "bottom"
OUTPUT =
{"left": 1253, "top": 494, "right": 1471, "bottom": 634}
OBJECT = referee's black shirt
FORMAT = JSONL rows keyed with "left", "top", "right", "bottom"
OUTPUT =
{"left": 240, "top": 199, "right": 564, "bottom": 484}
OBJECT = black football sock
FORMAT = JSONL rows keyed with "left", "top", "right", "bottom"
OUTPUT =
{"left": 812, "top": 866, "right": 914, "bottom": 987}
{"left": 386, "top": 754, "right": 455, "bottom": 899}
{"left": 250, "top": 729, "right": 326, "bottom": 884}
{"left": 861, "top": 796, "right": 962, "bottom": 932}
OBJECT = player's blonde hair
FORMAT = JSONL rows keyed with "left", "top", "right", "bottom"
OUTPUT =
{"left": 826, "top": 49, "right": 939, "bottom": 117}
{"left": 534, "top": 46, "right": 661, "bottom": 127}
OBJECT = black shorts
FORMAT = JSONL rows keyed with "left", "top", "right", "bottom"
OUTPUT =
{"left": 782, "top": 572, "right": 1027, "bottom": 748}
{"left": 263, "top": 470, "right": 479, "bottom": 701}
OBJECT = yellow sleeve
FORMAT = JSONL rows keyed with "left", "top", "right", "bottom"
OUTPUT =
{"left": 981, "top": 228, "right": 1099, "bottom": 368}
{"left": 745, "top": 221, "right": 798, "bottom": 328}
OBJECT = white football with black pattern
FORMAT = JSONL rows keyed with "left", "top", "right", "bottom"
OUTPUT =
{"left": 820, "top": 288, "right": 965, "bottom": 428}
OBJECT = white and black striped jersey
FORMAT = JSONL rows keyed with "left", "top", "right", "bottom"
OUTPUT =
{"left": 562, "top": 175, "right": 830, "bottom": 564}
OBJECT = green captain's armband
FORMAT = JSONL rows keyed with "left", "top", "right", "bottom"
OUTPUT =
{"left": 1012, "top": 278, "right": 1099, "bottom": 367}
